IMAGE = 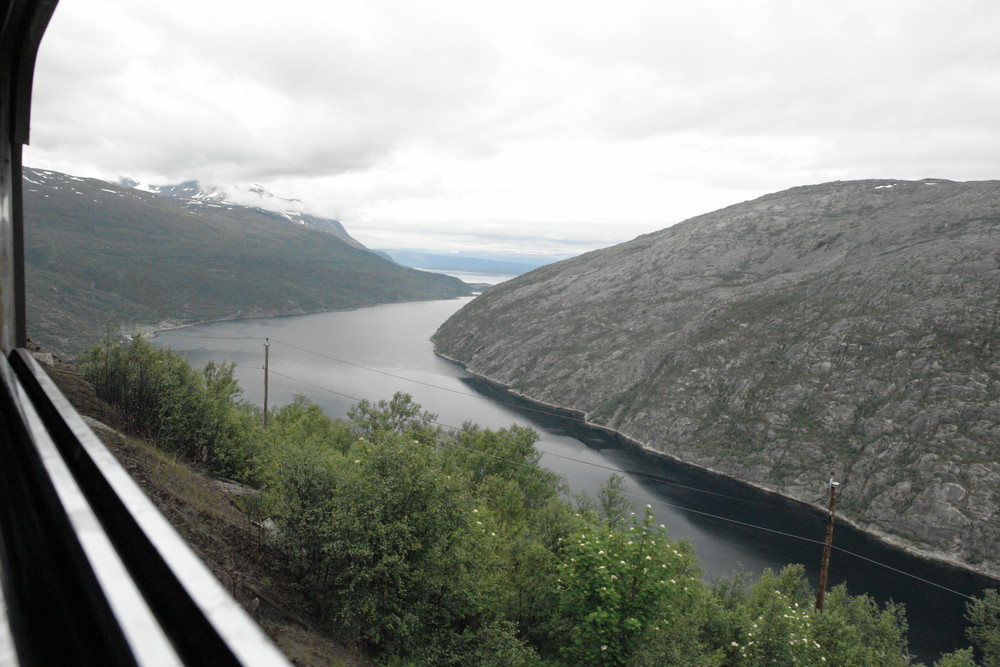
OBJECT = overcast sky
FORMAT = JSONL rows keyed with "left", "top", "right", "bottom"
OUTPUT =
{"left": 25, "top": 0, "right": 1000, "bottom": 256}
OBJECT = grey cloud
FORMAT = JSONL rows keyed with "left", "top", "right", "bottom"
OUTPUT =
{"left": 25, "top": 0, "right": 1000, "bottom": 254}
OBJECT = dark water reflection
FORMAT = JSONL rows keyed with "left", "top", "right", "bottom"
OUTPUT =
{"left": 463, "top": 375, "right": 998, "bottom": 664}
{"left": 153, "top": 298, "right": 998, "bottom": 664}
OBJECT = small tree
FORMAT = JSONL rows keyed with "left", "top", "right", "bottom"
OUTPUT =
{"left": 277, "top": 433, "right": 517, "bottom": 662}
{"left": 935, "top": 648, "right": 979, "bottom": 667}
{"left": 967, "top": 589, "right": 1000, "bottom": 667}
{"left": 597, "top": 473, "right": 634, "bottom": 531}
{"left": 348, "top": 391, "right": 438, "bottom": 442}
{"left": 575, "top": 474, "right": 634, "bottom": 530}
{"left": 704, "top": 565, "right": 909, "bottom": 666}
{"left": 78, "top": 335, "right": 259, "bottom": 480}
{"left": 557, "top": 507, "right": 700, "bottom": 666}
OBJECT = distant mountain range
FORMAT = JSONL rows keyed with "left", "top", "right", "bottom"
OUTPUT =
{"left": 379, "top": 249, "right": 563, "bottom": 276}
{"left": 434, "top": 178, "right": 1000, "bottom": 577}
{"left": 23, "top": 168, "right": 470, "bottom": 354}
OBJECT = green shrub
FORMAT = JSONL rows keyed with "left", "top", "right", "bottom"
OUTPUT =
{"left": 78, "top": 335, "right": 259, "bottom": 479}
{"left": 75, "top": 350, "right": 930, "bottom": 666}
{"left": 557, "top": 507, "right": 701, "bottom": 666}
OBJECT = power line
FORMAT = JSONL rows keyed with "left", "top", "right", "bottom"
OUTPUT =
{"left": 266, "top": 362, "right": 827, "bottom": 545}
{"left": 154, "top": 331, "right": 1000, "bottom": 602}
{"left": 248, "top": 337, "right": 859, "bottom": 520}
{"left": 534, "top": 448, "right": 826, "bottom": 521}
{"left": 264, "top": 334, "right": 836, "bottom": 474}
{"left": 158, "top": 329, "right": 843, "bottom": 475}
{"left": 830, "top": 545, "right": 982, "bottom": 603}
{"left": 258, "top": 356, "right": 824, "bottom": 520}
{"left": 259, "top": 361, "right": 815, "bottom": 518}
{"left": 269, "top": 337, "right": 568, "bottom": 414}
{"left": 161, "top": 331, "right": 987, "bottom": 537}
{"left": 256, "top": 362, "right": 994, "bottom": 604}
{"left": 266, "top": 369, "right": 363, "bottom": 403}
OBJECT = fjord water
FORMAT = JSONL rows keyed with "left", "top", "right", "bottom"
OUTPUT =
{"left": 153, "top": 297, "right": 996, "bottom": 663}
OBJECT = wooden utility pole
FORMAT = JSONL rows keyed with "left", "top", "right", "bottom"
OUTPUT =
{"left": 263, "top": 338, "right": 270, "bottom": 427}
{"left": 815, "top": 471, "right": 840, "bottom": 611}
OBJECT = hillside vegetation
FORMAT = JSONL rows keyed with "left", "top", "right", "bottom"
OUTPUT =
{"left": 66, "top": 335, "right": 1000, "bottom": 666}
{"left": 23, "top": 168, "right": 470, "bottom": 354}
{"left": 433, "top": 179, "right": 1000, "bottom": 577}
{"left": 43, "top": 353, "right": 367, "bottom": 666}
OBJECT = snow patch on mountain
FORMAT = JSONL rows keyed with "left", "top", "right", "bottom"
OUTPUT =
{"left": 116, "top": 176, "right": 366, "bottom": 249}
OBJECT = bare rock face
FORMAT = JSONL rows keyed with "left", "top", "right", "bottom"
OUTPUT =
{"left": 433, "top": 179, "right": 1000, "bottom": 576}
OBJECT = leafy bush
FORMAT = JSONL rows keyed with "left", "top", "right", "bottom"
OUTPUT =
{"left": 78, "top": 335, "right": 259, "bottom": 479}
{"left": 693, "top": 565, "right": 910, "bottom": 666}
{"left": 348, "top": 391, "right": 439, "bottom": 443}
{"left": 557, "top": 507, "right": 701, "bottom": 666}
{"left": 78, "top": 345, "right": 951, "bottom": 666}
{"left": 271, "top": 430, "right": 534, "bottom": 663}
{"left": 966, "top": 589, "right": 1000, "bottom": 667}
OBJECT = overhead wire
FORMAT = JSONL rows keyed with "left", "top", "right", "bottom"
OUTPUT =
{"left": 253, "top": 358, "right": 993, "bottom": 603}
{"left": 265, "top": 368, "right": 363, "bottom": 403}
{"left": 176, "top": 331, "right": 996, "bottom": 552}
{"left": 263, "top": 361, "right": 830, "bottom": 543}
{"left": 269, "top": 336, "right": 587, "bottom": 420}
{"left": 829, "top": 545, "right": 982, "bottom": 603}
{"left": 191, "top": 331, "right": 838, "bottom": 474}
{"left": 249, "top": 349, "right": 826, "bottom": 520}
{"left": 163, "top": 331, "right": 825, "bottom": 469}
{"left": 252, "top": 358, "right": 822, "bottom": 520}
{"left": 154, "top": 330, "right": 999, "bottom": 602}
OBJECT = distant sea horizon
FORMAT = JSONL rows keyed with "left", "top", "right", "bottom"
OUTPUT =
{"left": 420, "top": 269, "right": 518, "bottom": 285}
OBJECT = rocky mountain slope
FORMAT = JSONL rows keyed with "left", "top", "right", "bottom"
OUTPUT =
{"left": 24, "top": 168, "right": 470, "bottom": 355}
{"left": 433, "top": 179, "right": 1000, "bottom": 576}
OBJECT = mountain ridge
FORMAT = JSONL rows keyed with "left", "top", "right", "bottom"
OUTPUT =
{"left": 24, "top": 168, "right": 470, "bottom": 355}
{"left": 433, "top": 178, "right": 1000, "bottom": 577}
{"left": 116, "top": 176, "right": 367, "bottom": 249}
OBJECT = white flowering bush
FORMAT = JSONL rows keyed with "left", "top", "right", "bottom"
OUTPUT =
{"left": 727, "top": 580, "right": 827, "bottom": 665}
{"left": 557, "top": 507, "right": 700, "bottom": 666}
{"left": 707, "top": 566, "right": 910, "bottom": 667}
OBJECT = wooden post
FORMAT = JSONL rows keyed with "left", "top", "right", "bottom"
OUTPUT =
{"left": 815, "top": 472, "right": 840, "bottom": 611}
{"left": 263, "top": 338, "right": 270, "bottom": 427}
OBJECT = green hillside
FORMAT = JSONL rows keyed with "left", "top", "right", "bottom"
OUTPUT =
{"left": 23, "top": 168, "right": 470, "bottom": 354}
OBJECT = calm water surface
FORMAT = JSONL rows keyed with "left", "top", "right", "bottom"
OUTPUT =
{"left": 153, "top": 297, "right": 997, "bottom": 663}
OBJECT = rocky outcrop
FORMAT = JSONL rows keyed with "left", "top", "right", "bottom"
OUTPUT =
{"left": 433, "top": 179, "right": 1000, "bottom": 576}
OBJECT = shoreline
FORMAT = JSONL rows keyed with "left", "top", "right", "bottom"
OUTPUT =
{"left": 139, "top": 295, "right": 477, "bottom": 341}
{"left": 139, "top": 308, "right": 355, "bottom": 340}
{"left": 433, "top": 349, "right": 1000, "bottom": 584}
{"left": 143, "top": 309, "right": 1000, "bottom": 583}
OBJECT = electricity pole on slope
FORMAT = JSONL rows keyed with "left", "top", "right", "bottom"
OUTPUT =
{"left": 815, "top": 471, "right": 840, "bottom": 611}
{"left": 263, "top": 338, "right": 270, "bottom": 428}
